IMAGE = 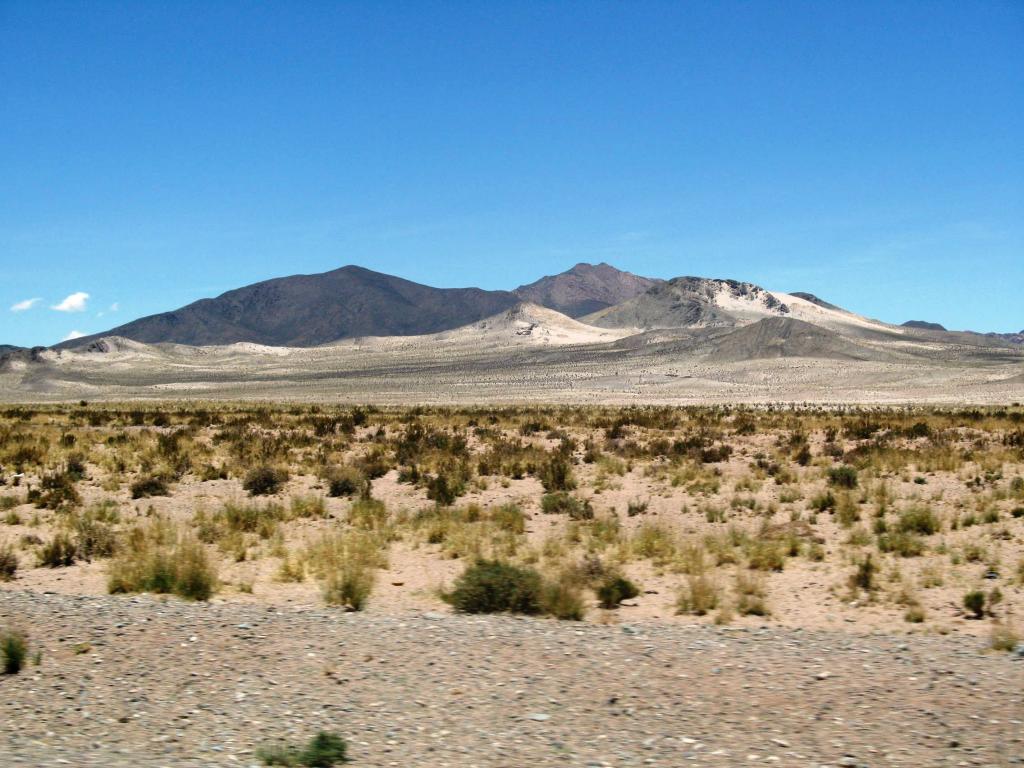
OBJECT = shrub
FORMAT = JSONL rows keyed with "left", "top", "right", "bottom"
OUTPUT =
{"left": 538, "top": 454, "right": 575, "bottom": 492}
{"left": 348, "top": 498, "right": 389, "bottom": 532}
{"left": 827, "top": 465, "right": 858, "bottom": 488}
{"left": 0, "top": 541, "right": 17, "bottom": 581}
{"left": 897, "top": 506, "right": 940, "bottom": 535}
{"left": 306, "top": 531, "right": 385, "bottom": 611}
{"left": 107, "top": 521, "right": 217, "bottom": 601}
{"left": 904, "top": 605, "right": 926, "bottom": 623}
{"left": 990, "top": 623, "right": 1020, "bottom": 652}
{"left": 850, "top": 554, "right": 877, "bottom": 593}
{"left": 219, "top": 501, "right": 286, "bottom": 539}
{"left": 425, "top": 465, "right": 469, "bottom": 505}
{"left": 877, "top": 531, "right": 925, "bottom": 557}
{"left": 1, "top": 629, "right": 28, "bottom": 674}
{"left": 27, "top": 471, "right": 80, "bottom": 510}
{"left": 540, "top": 577, "right": 586, "bottom": 621}
{"left": 541, "top": 492, "right": 593, "bottom": 520}
{"left": 676, "top": 574, "right": 720, "bottom": 616}
{"left": 445, "top": 560, "right": 543, "bottom": 615}
{"left": 70, "top": 510, "right": 118, "bottom": 560}
{"left": 747, "top": 541, "right": 785, "bottom": 572}
{"left": 596, "top": 574, "right": 639, "bottom": 609}
{"left": 626, "top": 498, "right": 649, "bottom": 517}
{"left": 38, "top": 532, "right": 77, "bottom": 568}
{"left": 130, "top": 474, "right": 170, "bottom": 499}
{"left": 735, "top": 572, "right": 768, "bottom": 616}
{"left": 810, "top": 491, "right": 836, "bottom": 512}
{"left": 259, "top": 731, "right": 349, "bottom": 767}
{"left": 244, "top": 465, "right": 289, "bottom": 496}
{"left": 289, "top": 495, "right": 327, "bottom": 519}
{"left": 963, "top": 590, "right": 986, "bottom": 619}
{"left": 324, "top": 465, "right": 368, "bottom": 498}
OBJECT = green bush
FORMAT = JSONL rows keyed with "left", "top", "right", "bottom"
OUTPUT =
{"left": 538, "top": 454, "right": 575, "bottom": 492}
{"left": 259, "top": 731, "right": 349, "bottom": 767}
{"left": 897, "top": 506, "right": 940, "bottom": 535}
{"left": 877, "top": 531, "right": 925, "bottom": 557}
{"left": 244, "top": 465, "right": 289, "bottom": 496}
{"left": 1, "top": 629, "right": 28, "bottom": 674}
{"left": 38, "top": 532, "right": 77, "bottom": 568}
{"left": 445, "top": 560, "right": 543, "bottom": 615}
{"left": 963, "top": 589, "right": 986, "bottom": 619}
{"left": 827, "top": 465, "right": 858, "bottom": 489}
{"left": 540, "top": 492, "right": 593, "bottom": 520}
{"left": 130, "top": 474, "right": 170, "bottom": 499}
{"left": 850, "top": 554, "right": 877, "bottom": 592}
{"left": 0, "top": 541, "right": 17, "bottom": 581}
{"left": 325, "top": 465, "right": 368, "bottom": 498}
{"left": 596, "top": 575, "right": 640, "bottom": 609}
{"left": 810, "top": 491, "right": 836, "bottom": 512}
{"left": 26, "top": 471, "right": 80, "bottom": 510}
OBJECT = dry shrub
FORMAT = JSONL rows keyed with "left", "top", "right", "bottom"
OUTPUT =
{"left": 107, "top": 518, "right": 217, "bottom": 601}
{"left": 676, "top": 574, "right": 720, "bottom": 616}
{"left": 306, "top": 531, "right": 386, "bottom": 611}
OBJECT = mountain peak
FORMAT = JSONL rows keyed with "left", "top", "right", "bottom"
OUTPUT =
{"left": 514, "top": 263, "right": 662, "bottom": 318}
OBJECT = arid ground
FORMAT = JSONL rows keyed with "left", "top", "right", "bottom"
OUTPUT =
{"left": 1, "top": 403, "right": 1022, "bottom": 765}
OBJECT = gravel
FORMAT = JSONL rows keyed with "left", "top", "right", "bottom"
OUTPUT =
{"left": 1, "top": 589, "right": 1022, "bottom": 767}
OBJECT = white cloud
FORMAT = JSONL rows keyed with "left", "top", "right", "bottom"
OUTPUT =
{"left": 10, "top": 298, "right": 41, "bottom": 312}
{"left": 52, "top": 292, "right": 90, "bottom": 312}
{"left": 61, "top": 330, "right": 86, "bottom": 342}
{"left": 109, "top": 302, "right": 119, "bottom": 312}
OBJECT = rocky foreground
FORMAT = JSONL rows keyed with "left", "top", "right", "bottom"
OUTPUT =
{"left": 0, "top": 590, "right": 1021, "bottom": 767}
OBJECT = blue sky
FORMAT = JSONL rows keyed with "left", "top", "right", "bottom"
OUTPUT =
{"left": 2, "top": 1, "right": 1022, "bottom": 346}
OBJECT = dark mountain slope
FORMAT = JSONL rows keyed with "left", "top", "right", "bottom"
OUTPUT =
{"left": 56, "top": 266, "right": 520, "bottom": 348}
{"left": 903, "top": 320, "right": 947, "bottom": 332}
{"left": 705, "top": 317, "right": 879, "bottom": 362}
{"left": 513, "top": 262, "right": 662, "bottom": 318}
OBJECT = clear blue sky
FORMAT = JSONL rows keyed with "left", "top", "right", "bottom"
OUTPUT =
{"left": 2, "top": 1, "right": 1022, "bottom": 346}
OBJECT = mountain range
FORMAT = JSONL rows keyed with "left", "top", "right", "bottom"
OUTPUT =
{"left": 22, "top": 261, "right": 1020, "bottom": 352}
{"left": 5, "top": 261, "right": 1022, "bottom": 404}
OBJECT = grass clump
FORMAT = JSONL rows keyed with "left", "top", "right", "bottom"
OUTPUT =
{"left": 676, "top": 574, "right": 720, "bottom": 616}
{"left": 0, "top": 541, "right": 17, "bottom": 581}
{"left": 243, "top": 465, "right": 289, "bottom": 496}
{"left": 130, "top": 474, "right": 170, "bottom": 499}
{"left": 541, "top": 492, "right": 593, "bottom": 520}
{"left": 306, "top": 531, "right": 386, "bottom": 611}
{"left": 107, "top": 519, "right": 217, "bottom": 601}
{"left": 735, "top": 572, "right": 769, "bottom": 616}
{"left": 258, "top": 731, "right": 349, "bottom": 766}
{"left": 324, "top": 465, "right": 368, "bottom": 498}
{"left": 1, "top": 628, "right": 28, "bottom": 674}
{"left": 38, "top": 532, "right": 77, "bottom": 567}
{"left": 897, "top": 506, "right": 940, "bottom": 535}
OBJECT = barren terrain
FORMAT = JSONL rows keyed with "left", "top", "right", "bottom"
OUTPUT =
{"left": 2, "top": 404, "right": 1023, "bottom": 765}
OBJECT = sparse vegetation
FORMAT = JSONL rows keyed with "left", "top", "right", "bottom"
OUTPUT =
{"left": 0, "top": 402, "right": 1020, "bottom": 635}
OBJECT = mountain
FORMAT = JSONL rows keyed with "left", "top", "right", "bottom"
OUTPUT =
{"left": 56, "top": 266, "right": 520, "bottom": 348}
{"left": 903, "top": 320, "right": 947, "bottom": 332}
{"left": 581, "top": 277, "right": 906, "bottom": 342}
{"left": 0, "top": 345, "right": 24, "bottom": 356}
{"left": 582, "top": 276, "right": 792, "bottom": 330}
{"left": 513, "top": 262, "right": 662, "bottom": 318}
{"left": 983, "top": 330, "right": 1024, "bottom": 345}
